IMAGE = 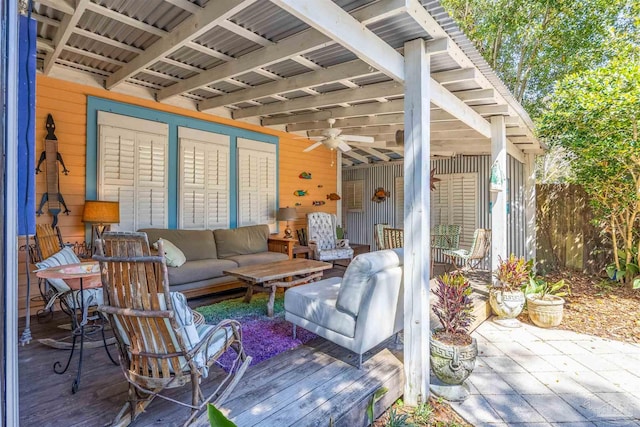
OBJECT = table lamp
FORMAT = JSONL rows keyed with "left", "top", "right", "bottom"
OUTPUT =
{"left": 82, "top": 200, "right": 120, "bottom": 253}
{"left": 276, "top": 207, "right": 297, "bottom": 239}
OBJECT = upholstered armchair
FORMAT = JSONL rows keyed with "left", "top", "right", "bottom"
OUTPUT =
{"left": 306, "top": 212, "right": 353, "bottom": 264}
{"left": 284, "top": 248, "right": 404, "bottom": 368}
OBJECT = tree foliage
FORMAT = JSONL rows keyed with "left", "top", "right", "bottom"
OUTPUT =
{"left": 537, "top": 58, "right": 640, "bottom": 286}
{"left": 440, "top": 0, "right": 634, "bottom": 117}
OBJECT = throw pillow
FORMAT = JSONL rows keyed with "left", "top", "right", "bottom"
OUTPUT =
{"left": 35, "top": 246, "right": 80, "bottom": 293}
{"left": 154, "top": 239, "right": 186, "bottom": 268}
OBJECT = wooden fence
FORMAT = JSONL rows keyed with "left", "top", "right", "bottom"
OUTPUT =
{"left": 536, "top": 184, "right": 610, "bottom": 274}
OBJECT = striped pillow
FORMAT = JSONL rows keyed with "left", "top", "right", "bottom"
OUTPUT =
{"left": 35, "top": 246, "right": 81, "bottom": 293}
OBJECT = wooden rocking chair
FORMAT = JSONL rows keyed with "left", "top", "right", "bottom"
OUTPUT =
{"left": 94, "top": 231, "right": 251, "bottom": 427}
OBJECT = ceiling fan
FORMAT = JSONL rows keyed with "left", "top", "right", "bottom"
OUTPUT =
{"left": 303, "top": 118, "right": 374, "bottom": 153}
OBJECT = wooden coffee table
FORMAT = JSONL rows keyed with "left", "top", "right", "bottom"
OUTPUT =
{"left": 224, "top": 259, "right": 332, "bottom": 317}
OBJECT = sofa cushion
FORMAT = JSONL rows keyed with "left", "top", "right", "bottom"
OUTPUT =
{"left": 139, "top": 228, "right": 216, "bottom": 261}
{"left": 213, "top": 225, "right": 269, "bottom": 258}
{"left": 154, "top": 239, "right": 187, "bottom": 268}
{"left": 167, "top": 259, "right": 238, "bottom": 286}
{"left": 335, "top": 248, "right": 403, "bottom": 317}
{"left": 224, "top": 251, "right": 288, "bottom": 268}
{"left": 284, "top": 278, "right": 356, "bottom": 338}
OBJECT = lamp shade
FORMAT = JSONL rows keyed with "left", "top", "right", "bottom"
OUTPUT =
{"left": 82, "top": 200, "right": 120, "bottom": 224}
{"left": 276, "top": 207, "right": 297, "bottom": 221}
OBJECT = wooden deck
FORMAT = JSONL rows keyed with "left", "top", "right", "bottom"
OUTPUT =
{"left": 17, "top": 312, "right": 403, "bottom": 427}
{"left": 17, "top": 264, "right": 491, "bottom": 427}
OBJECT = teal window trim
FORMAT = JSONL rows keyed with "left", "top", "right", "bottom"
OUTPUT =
{"left": 86, "top": 96, "right": 279, "bottom": 230}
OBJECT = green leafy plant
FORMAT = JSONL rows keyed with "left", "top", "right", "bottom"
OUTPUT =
{"left": 524, "top": 276, "right": 571, "bottom": 299}
{"left": 432, "top": 273, "right": 475, "bottom": 340}
{"left": 411, "top": 401, "right": 434, "bottom": 424}
{"left": 492, "top": 254, "right": 533, "bottom": 292}
{"left": 367, "top": 387, "right": 389, "bottom": 426}
{"left": 606, "top": 249, "right": 640, "bottom": 289}
{"left": 208, "top": 404, "right": 236, "bottom": 427}
{"left": 385, "top": 407, "right": 412, "bottom": 427}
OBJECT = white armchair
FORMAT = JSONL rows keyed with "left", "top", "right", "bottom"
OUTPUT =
{"left": 284, "top": 248, "right": 404, "bottom": 368}
{"left": 306, "top": 212, "right": 354, "bottom": 264}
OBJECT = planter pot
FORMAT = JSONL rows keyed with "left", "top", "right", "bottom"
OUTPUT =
{"left": 527, "top": 294, "right": 565, "bottom": 328}
{"left": 489, "top": 289, "right": 525, "bottom": 319}
{"left": 430, "top": 334, "right": 478, "bottom": 385}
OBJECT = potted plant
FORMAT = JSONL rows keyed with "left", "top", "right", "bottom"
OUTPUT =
{"left": 430, "top": 273, "right": 477, "bottom": 399}
{"left": 489, "top": 254, "right": 531, "bottom": 326}
{"left": 524, "top": 276, "right": 570, "bottom": 328}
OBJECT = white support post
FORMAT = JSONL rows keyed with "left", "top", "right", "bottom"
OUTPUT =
{"left": 524, "top": 153, "right": 537, "bottom": 261}
{"left": 336, "top": 151, "right": 343, "bottom": 226}
{"left": 491, "top": 116, "right": 508, "bottom": 272}
{"left": 403, "top": 38, "right": 430, "bottom": 406}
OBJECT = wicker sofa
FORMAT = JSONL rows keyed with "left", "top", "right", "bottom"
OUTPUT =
{"left": 139, "top": 224, "right": 288, "bottom": 298}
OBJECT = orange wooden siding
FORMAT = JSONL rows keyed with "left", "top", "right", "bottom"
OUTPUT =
{"left": 19, "top": 75, "right": 337, "bottom": 317}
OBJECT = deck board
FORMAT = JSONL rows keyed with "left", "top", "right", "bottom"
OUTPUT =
{"left": 18, "top": 265, "right": 490, "bottom": 427}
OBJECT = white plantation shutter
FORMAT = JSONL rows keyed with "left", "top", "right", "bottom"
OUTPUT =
{"left": 451, "top": 174, "right": 478, "bottom": 249}
{"left": 237, "top": 138, "right": 276, "bottom": 228}
{"left": 344, "top": 180, "right": 364, "bottom": 212}
{"left": 430, "top": 173, "right": 477, "bottom": 248}
{"left": 178, "top": 128, "right": 230, "bottom": 229}
{"left": 98, "top": 112, "right": 168, "bottom": 231}
{"left": 394, "top": 176, "right": 404, "bottom": 228}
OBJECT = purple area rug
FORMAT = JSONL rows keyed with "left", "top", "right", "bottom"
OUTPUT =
{"left": 195, "top": 294, "right": 317, "bottom": 371}
{"left": 216, "top": 317, "right": 317, "bottom": 372}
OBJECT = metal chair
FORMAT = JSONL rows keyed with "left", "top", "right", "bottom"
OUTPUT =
{"left": 94, "top": 231, "right": 251, "bottom": 426}
{"left": 443, "top": 228, "right": 492, "bottom": 271}
{"left": 374, "top": 223, "right": 392, "bottom": 250}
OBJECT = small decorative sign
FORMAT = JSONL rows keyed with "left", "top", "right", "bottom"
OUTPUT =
{"left": 299, "top": 172, "right": 312, "bottom": 179}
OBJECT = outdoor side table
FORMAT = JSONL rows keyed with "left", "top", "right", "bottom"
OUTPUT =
{"left": 35, "top": 261, "right": 117, "bottom": 393}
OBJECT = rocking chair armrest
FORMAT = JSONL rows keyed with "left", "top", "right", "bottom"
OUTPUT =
{"left": 189, "top": 318, "right": 242, "bottom": 359}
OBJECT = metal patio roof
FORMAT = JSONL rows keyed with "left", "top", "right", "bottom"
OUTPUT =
{"left": 32, "top": 0, "right": 542, "bottom": 166}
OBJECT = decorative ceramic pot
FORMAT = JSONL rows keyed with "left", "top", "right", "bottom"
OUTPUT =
{"left": 430, "top": 334, "right": 478, "bottom": 385}
{"left": 489, "top": 288, "right": 525, "bottom": 319}
{"left": 527, "top": 294, "right": 565, "bottom": 328}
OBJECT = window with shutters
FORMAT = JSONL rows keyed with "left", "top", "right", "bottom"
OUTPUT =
{"left": 344, "top": 180, "right": 364, "bottom": 212}
{"left": 394, "top": 173, "right": 478, "bottom": 248}
{"left": 237, "top": 138, "right": 276, "bottom": 228}
{"left": 430, "top": 173, "right": 478, "bottom": 248}
{"left": 178, "top": 127, "right": 230, "bottom": 229}
{"left": 394, "top": 176, "right": 404, "bottom": 228}
{"left": 98, "top": 112, "right": 168, "bottom": 231}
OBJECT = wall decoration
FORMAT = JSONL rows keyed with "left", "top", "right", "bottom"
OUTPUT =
{"left": 326, "top": 193, "right": 341, "bottom": 200}
{"left": 371, "top": 187, "right": 390, "bottom": 203}
{"left": 312, "top": 201, "right": 326, "bottom": 206}
{"left": 430, "top": 168, "right": 441, "bottom": 191}
{"left": 294, "top": 202, "right": 302, "bottom": 206}
{"left": 489, "top": 160, "right": 505, "bottom": 192}
{"left": 317, "top": 184, "right": 323, "bottom": 188}
{"left": 299, "top": 172, "right": 312, "bottom": 179}
{"left": 36, "top": 114, "right": 71, "bottom": 227}
{"left": 293, "top": 189, "right": 308, "bottom": 196}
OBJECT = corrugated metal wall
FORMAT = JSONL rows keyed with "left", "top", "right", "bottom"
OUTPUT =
{"left": 507, "top": 155, "right": 526, "bottom": 258}
{"left": 342, "top": 154, "right": 526, "bottom": 267}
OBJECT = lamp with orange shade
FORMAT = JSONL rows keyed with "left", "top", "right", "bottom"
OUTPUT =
{"left": 82, "top": 200, "right": 120, "bottom": 253}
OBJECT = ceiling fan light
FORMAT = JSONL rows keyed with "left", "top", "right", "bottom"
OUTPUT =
{"left": 324, "top": 136, "right": 341, "bottom": 149}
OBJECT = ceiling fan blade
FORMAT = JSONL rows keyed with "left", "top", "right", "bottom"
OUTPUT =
{"left": 337, "top": 141, "right": 352, "bottom": 152}
{"left": 341, "top": 134, "right": 374, "bottom": 143}
{"left": 303, "top": 141, "right": 323, "bottom": 152}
